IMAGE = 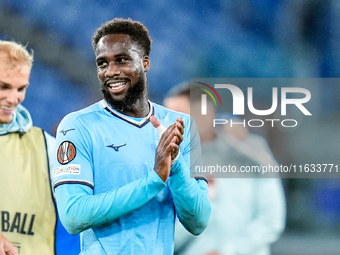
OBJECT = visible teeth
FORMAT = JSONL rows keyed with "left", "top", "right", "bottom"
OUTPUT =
{"left": 1, "top": 106, "right": 13, "bottom": 110}
{"left": 108, "top": 82, "right": 125, "bottom": 88}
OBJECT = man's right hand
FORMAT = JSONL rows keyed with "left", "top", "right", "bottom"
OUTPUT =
{"left": 0, "top": 233, "right": 18, "bottom": 255}
{"left": 150, "top": 116, "right": 184, "bottom": 182}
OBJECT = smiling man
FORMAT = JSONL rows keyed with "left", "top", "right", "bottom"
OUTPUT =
{"left": 0, "top": 51, "right": 29, "bottom": 124}
{"left": 96, "top": 33, "right": 149, "bottom": 114}
{"left": 52, "top": 18, "right": 211, "bottom": 255}
{"left": 0, "top": 40, "right": 78, "bottom": 255}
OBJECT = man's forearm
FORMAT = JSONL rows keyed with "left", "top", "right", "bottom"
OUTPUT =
{"left": 55, "top": 170, "right": 166, "bottom": 235}
{"left": 169, "top": 155, "right": 211, "bottom": 235}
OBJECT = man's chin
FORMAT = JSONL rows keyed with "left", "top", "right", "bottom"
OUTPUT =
{"left": 103, "top": 94, "right": 132, "bottom": 112}
{"left": 110, "top": 93, "right": 128, "bottom": 102}
{"left": 0, "top": 117, "right": 13, "bottom": 124}
{"left": 101, "top": 75, "right": 146, "bottom": 112}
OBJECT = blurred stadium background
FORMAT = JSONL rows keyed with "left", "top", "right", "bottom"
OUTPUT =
{"left": 1, "top": 0, "right": 340, "bottom": 254}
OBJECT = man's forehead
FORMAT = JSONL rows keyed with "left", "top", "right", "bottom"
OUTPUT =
{"left": 96, "top": 34, "right": 141, "bottom": 55}
{"left": 0, "top": 51, "right": 31, "bottom": 73}
{"left": 0, "top": 64, "right": 30, "bottom": 88}
{"left": 0, "top": 52, "right": 10, "bottom": 66}
{"left": 0, "top": 62, "right": 30, "bottom": 75}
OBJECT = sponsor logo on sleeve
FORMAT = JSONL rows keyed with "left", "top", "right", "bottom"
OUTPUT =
{"left": 53, "top": 164, "right": 81, "bottom": 177}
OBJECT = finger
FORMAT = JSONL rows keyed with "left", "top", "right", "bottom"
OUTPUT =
{"left": 176, "top": 117, "right": 185, "bottom": 129}
{"left": 161, "top": 137, "right": 177, "bottom": 159}
{"left": 174, "top": 118, "right": 184, "bottom": 136}
{"left": 174, "top": 122, "right": 184, "bottom": 135}
{"left": 165, "top": 125, "right": 183, "bottom": 147}
{"left": 171, "top": 143, "right": 180, "bottom": 160}
{"left": 172, "top": 127, "right": 183, "bottom": 145}
{"left": 6, "top": 248, "right": 18, "bottom": 255}
{"left": 157, "top": 125, "right": 174, "bottom": 148}
{"left": 156, "top": 122, "right": 177, "bottom": 146}
{"left": 4, "top": 244, "right": 17, "bottom": 255}
{"left": 170, "top": 138, "right": 180, "bottom": 158}
{"left": 161, "top": 126, "right": 181, "bottom": 148}
{"left": 169, "top": 137, "right": 180, "bottom": 151}
{"left": 150, "top": 115, "right": 160, "bottom": 128}
{"left": 152, "top": 118, "right": 183, "bottom": 149}
{"left": 150, "top": 116, "right": 167, "bottom": 135}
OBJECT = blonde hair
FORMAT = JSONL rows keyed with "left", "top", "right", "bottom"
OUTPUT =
{"left": 0, "top": 40, "right": 34, "bottom": 71}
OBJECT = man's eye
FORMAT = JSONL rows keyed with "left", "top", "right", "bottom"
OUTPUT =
{"left": 97, "top": 62, "right": 107, "bottom": 68}
{"left": 0, "top": 85, "right": 9, "bottom": 90}
{"left": 117, "top": 58, "right": 128, "bottom": 63}
{"left": 18, "top": 87, "right": 27, "bottom": 92}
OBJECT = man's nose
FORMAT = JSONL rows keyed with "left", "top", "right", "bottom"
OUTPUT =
{"left": 106, "top": 62, "right": 121, "bottom": 77}
{"left": 6, "top": 89, "right": 20, "bottom": 105}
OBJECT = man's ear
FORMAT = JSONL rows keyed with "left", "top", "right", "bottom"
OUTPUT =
{"left": 143, "top": 56, "right": 150, "bottom": 72}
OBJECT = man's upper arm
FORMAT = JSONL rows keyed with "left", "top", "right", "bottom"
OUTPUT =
{"left": 52, "top": 115, "right": 94, "bottom": 191}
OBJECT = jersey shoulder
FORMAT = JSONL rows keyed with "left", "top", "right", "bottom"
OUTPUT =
{"left": 59, "top": 101, "right": 103, "bottom": 127}
{"left": 152, "top": 102, "right": 191, "bottom": 123}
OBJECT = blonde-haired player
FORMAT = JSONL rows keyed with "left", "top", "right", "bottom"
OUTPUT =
{"left": 0, "top": 40, "right": 78, "bottom": 255}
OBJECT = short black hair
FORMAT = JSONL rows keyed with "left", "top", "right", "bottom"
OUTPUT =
{"left": 92, "top": 18, "right": 152, "bottom": 56}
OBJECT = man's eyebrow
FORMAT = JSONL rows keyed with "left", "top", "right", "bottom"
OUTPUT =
{"left": 0, "top": 80, "right": 29, "bottom": 88}
{"left": 0, "top": 80, "right": 11, "bottom": 86}
{"left": 96, "top": 52, "right": 131, "bottom": 61}
{"left": 116, "top": 53, "right": 129, "bottom": 56}
{"left": 95, "top": 55, "right": 105, "bottom": 61}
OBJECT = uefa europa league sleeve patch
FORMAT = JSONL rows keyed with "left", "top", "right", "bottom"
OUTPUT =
{"left": 57, "top": 141, "right": 77, "bottom": 165}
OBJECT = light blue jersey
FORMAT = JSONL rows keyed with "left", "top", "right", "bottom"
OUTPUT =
{"left": 52, "top": 100, "right": 210, "bottom": 255}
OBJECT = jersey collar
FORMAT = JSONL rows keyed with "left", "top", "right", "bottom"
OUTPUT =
{"left": 0, "top": 104, "right": 32, "bottom": 135}
{"left": 101, "top": 99, "right": 154, "bottom": 128}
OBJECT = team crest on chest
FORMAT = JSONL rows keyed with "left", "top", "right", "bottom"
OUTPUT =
{"left": 57, "top": 141, "right": 77, "bottom": 165}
